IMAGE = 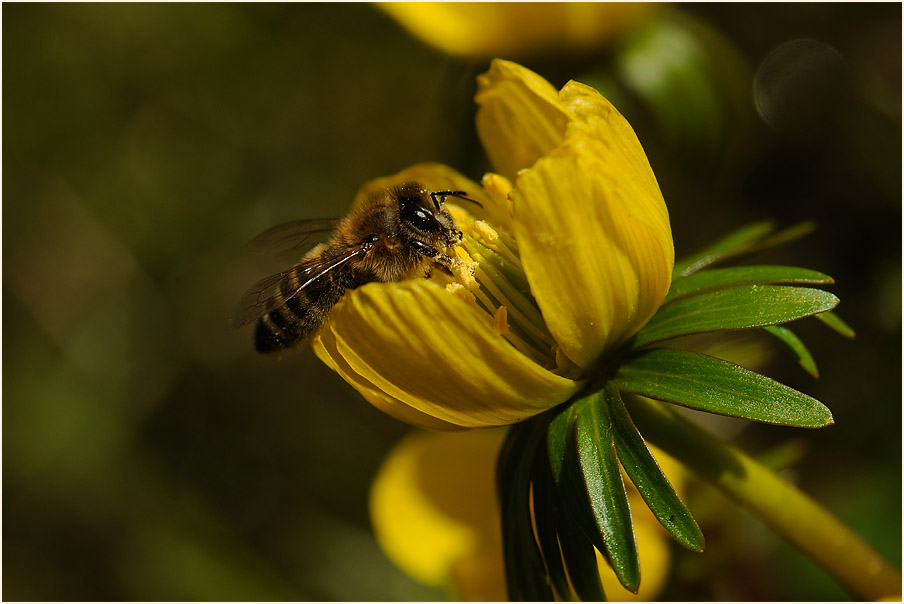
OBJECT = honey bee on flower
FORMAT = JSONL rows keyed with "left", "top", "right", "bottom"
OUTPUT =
{"left": 310, "top": 59, "right": 674, "bottom": 429}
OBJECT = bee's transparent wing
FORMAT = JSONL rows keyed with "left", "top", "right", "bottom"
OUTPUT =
{"left": 247, "top": 218, "right": 340, "bottom": 263}
{"left": 229, "top": 244, "right": 367, "bottom": 329}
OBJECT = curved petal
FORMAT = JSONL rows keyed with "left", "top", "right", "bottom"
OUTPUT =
{"left": 318, "top": 280, "right": 580, "bottom": 428}
{"left": 311, "top": 329, "right": 463, "bottom": 431}
{"left": 475, "top": 59, "right": 572, "bottom": 180}
{"left": 512, "top": 135, "right": 674, "bottom": 369}
{"left": 559, "top": 81, "right": 673, "bottom": 237}
{"left": 369, "top": 429, "right": 505, "bottom": 592}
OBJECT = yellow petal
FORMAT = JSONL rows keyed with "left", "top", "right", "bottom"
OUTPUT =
{"left": 475, "top": 59, "right": 572, "bottom": 180}
{"left": 318, "top": 280, "right": 580, "bottom": 428}
{"left": 312, "top": 329, "right": 463, "bottom": 431}
{"left": 559, "top": 81, "right": 673, "bottom": 237}
{"left": 369, "top": 430, "right": 505, "bottom": 591}
{"left": 512, "top": 132, "right": 674, "bottom": 369}
{"left": 378, "top": 3, "right": 658, "bottom": 60}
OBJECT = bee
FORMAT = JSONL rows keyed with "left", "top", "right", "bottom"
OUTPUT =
{"left": 231, "top": 181, "right": 478, "bottom": 353}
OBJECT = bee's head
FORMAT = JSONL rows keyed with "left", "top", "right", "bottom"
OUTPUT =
{"left": 395, "top": 181, "right": 463, "bottom": 248}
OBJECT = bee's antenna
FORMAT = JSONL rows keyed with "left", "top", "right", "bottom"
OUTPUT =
{"left": 430, "top": 190, "right": 484, "bottom": 209}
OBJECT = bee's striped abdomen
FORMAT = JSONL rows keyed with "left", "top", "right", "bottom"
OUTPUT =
{"left": 253, "top": 267, "right": 344, "bottom": 353}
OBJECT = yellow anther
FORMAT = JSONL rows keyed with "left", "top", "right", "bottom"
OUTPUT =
{"left": 446, "top": 282, "right": 477, "bottom": 307}
{"left": 481, "top": 172, "right": 513, "bottom": 204}
{"left": 473, "top": 220, "right": 499, "bottom": 245}
{"left": 493, "top": 305, "right": 509, "bottom": 335}
{"left": 454, "top": 245, "right": 475, "bottom": 264}
{"left": 452, "top": 245, "right": 480, "bottom": 291}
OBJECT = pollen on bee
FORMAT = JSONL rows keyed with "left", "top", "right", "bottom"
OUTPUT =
{"left": 493, "top": 305, "right": 509, "bottom": 335}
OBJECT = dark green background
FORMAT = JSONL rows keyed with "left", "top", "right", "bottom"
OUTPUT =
{"left": 3, "top": 3, "right": 900, "bottom": 600}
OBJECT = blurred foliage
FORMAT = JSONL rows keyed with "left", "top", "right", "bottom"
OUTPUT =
{"left": 2, "top": 3, "right": 900, "bottom": 601}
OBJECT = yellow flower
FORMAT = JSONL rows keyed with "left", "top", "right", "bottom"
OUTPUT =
{"left": 370, "top": 429, "right": 679, "bottom": 600}
{"left": 378, "top": 2, "right": 658, "bottom": 60}
{"left": 311, "top": 59, "right": 673, "bottom": 429}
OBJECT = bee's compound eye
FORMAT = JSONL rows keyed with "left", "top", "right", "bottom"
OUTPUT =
{"left": 402, "top": 204, "right": 434, "bottom": 229}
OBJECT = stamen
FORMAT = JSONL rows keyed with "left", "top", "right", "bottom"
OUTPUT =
{"left": 446, "top": 282, "right": 478, "bottom": 307}
{"left": 493, "top": 231, "right": 523, "bottom": 269}
{"left": 473, "top": 263, "right": 553, "bottom": 349}
{"left": 553, "top": 345, "right": 583, "bottom": 380}
{"left": 452, "top": 245, "right": 480, "bottom": 291}
{"left": 493, "top": 305, "right": 509, "bottom": 335}
{"left": 473, "top": 220, "right": 500, "bottom": 246}
{"left": 481, "top": 173, "right": 514, "bottom": 218}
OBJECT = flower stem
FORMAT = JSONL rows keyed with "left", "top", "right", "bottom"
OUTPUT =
{"left": 625, "top": 395, "right": 901, "bottom": 600}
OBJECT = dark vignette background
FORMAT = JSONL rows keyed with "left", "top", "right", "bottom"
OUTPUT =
{"left": 3, "top": 3, "right": 900, "bottom": 601}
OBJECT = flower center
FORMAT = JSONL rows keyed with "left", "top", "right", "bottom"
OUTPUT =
{"left": 442, "top": 211, "right": 576, "bottom": 375}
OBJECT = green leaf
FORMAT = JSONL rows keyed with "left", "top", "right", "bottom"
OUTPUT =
{"left": 531, "top": 450, "right": 575, "bottom": 602}
{"left": 814, "top": 310, "right": 856, "bottom": 339}
{"left": 673, "top": 220, "right": 775, "bottom": 277}
{"left": 573, "top": 391, "right": 640, "bottom": 593}
{"left": 633, "top": 285, "right": 838, "bottom": 349}
{"left": 614, "top": 348, "right": 834, "bottom": 428}
{"left": 607, "top": 383, "right": 705, "bottom": 552}
{"left": 547, "top": 404, "right": 578, "bottom": 483}
{"left": 533, "top": 448, "right": 607, "bottom": 602}
{"left": 554, "top": 498, "right": 607, "bottom": 602}
{"left": 754, "top": 221, "right": 818, "bottom": 253}
{"left": 665, "top": 265, "right": 834, "bottom": 304}
{"left": 548, "top": 404, "right": 608, "bottom": 562}
{"left": 762, "top": 325, "right": 819, "bottom": 378}
{"left": 498, "top": 421, "right": 554, "bottom": 601}
{"left": 674, "top": 221, "right": 816, "bottom": 277}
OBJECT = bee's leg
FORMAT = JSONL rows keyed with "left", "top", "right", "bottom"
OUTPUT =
{"left": 411, "top": 239, "right": 439, "bottom": 259}
{"left": 412, "top": 239, "right": 459, "bottom": 276}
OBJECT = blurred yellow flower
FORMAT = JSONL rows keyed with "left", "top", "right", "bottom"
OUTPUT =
{"left": 378, "top": 2, "right": 658, "bottom": 59}
{"left": 370, "top": 429, "right": 680, "bottom": 600}
{"left": 311, "top": 59, "right": 673, "bottom": 429}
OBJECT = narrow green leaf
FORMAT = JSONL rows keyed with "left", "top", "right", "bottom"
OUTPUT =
{"left": 673, "top": 220, "right": 775, "bottom": 277}
{"left": 674, "top": 220, "right": 816, "bottom": 277}
{"left": 498, "top": 421, "right": 554, "bottom": 601}
{"left": 665, "top": 265, "right": 834, "bottom": 304}
{"left": 531, "top": 449, "right": 574, "bottom": 602}
{"left": 754, "top": 221, "right": 817, "bottom": 253}
{"left": 573, "top": 391, "right": 640, "bottom": 593}
{"left": 614, "top": 348, "right": 834, "bottom": 428}
{"left": 555, "top": 499, "right": 607, "bottom": 602}
{"left": 814, "top": 310, "right": 856, "bottom": 339}
{"left": 634, "top": 285, "right": 839, "bottom": 349}
{"left": 548, "top": 404, "right": 578, "bottom": 483}
{"left": 548, "top": 402, "right": 609, "bottom": 558}
{"left": 607, "top": 383, "right": 705, "bottom": 552}
{"left": 762, "top": 325, "right": 819, "bottom": 378}
{"left": 533, "top": 450, "right": 606, "bottom": 602}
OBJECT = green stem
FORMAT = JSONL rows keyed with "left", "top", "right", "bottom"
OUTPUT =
{"left": 626, "top": 396, "right": 901, "bottom": 600}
